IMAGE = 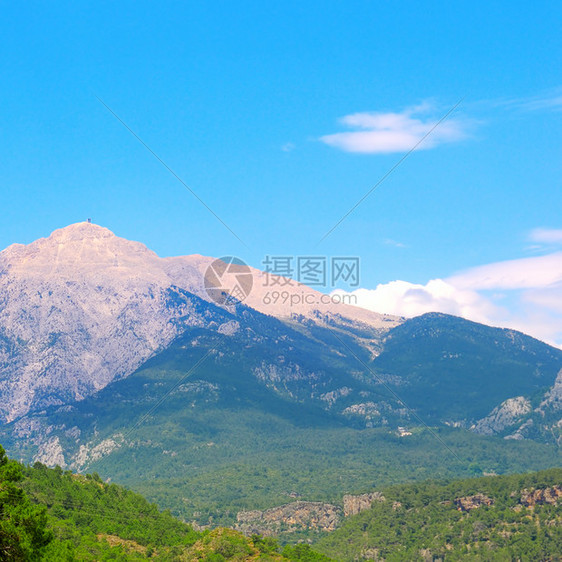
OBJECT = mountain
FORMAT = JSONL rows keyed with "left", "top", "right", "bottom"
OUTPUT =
{"left": 0, "top": 222, "right": 398, "bottom": 422}
{"left": 314, "top": 468, "right": 562, "bottom": 561}
{"left": 2, "top": 223, "right": 562, "bottom": 527}
{"left": 372, "top": 313, "right": 562, "bottom": 422}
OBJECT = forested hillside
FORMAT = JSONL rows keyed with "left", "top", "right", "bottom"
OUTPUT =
{"left": 5, "top": 441, "right": 560, "bottom": 561}
{"left": 315, "top": 468, "right": 562, "bottom": 561}
{"left": 0, "top": 445, "right": 330, "bottom": 560}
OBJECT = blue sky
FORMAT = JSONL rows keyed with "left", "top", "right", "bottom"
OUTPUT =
{"left": 2, "top": 2, "right": 562, "bottom": 343}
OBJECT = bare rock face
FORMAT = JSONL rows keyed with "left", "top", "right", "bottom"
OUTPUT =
{"left": 454, "top": 493, "right": 494, "bottom": 511}
{"left": 235, "top": 501, "right": 342, "bottom": 536}
{"left": 472, "top": 396, "right": 532, "bottom": 436}
{"left": 343, "top": 492, "right": 385, "bottom": 516}
{"left": 0, "top": 222, "right": 399, "bottom": 423}
{"left": 236, "top": 491, "right": 389, "bottom": 536}
{"left": 34, "top": 436, "right": 66, "bottom": 467}
{"left": 471, "top": 369, "right": 562, "bottom": 444}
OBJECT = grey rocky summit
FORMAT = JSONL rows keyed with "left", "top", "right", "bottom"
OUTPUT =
{"left": 0, "top": 222, "right": 396, "bottom": 422}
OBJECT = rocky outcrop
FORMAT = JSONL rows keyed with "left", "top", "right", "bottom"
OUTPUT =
{"left": 502, "top": 371, "right": 562, "bottom": 444}
{"left": 34, "top": 436, "right": 66, "bottom": 467}
{"left": 454, "top": 494, "right": 494, "bottom": 511}
{"left": 504, "top": 418, "right": 534, "bottom": 441}
{"left": 236, "top": 491, "right": 389, "bottom": 536}
{"left": 472, "top": 396, "right": 531, "bottom": 436}
{"left": 343, "top": 492, "right": 385, "bottom": 516}
{"left": 342, "top": 402, "right": 381, "bottom": 417}
{"left": 319, "top": 387, "right": 353, "bottom": 406}
{"left": 235, "top": 501, "right": 342, "bottom": 536}
{"left": 520, "top": 486, "right": 562, "bottom": 507}
{"left": 253, "top": 362, "right": 319, "bottom": 385}
{"left": 453, "top": 486, "right": 561, "bottom": 512}
{"left": 71, "top": 435, "right": 125, "bottom": 470}
{"left": 471, "top": 369, "right": 562, "bottom": 444}
{"left": 235, "top": 484, "right": 562, "bottom": 538}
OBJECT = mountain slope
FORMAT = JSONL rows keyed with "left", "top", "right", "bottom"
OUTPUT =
{"left": 372, "top": 313, "right": 562, "bottom": 422}
{"left": 0, "top": 222, "right": 219, "bottom": 422}
{"left": 3, "top": 315, "right": 562, "bottom": 526}
{"left": 23, "top": 460, "right": 201, "bottom": 560}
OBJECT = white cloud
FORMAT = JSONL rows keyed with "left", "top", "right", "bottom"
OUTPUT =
{"left": 320, "top": 102, "right": 469, "bottom": 154}
{"left": 529, "top": 228, "right": 562, "bottom": 245}
{"left": 333, "top": 252, "right": 562, "bottom": 348}
{"left": 333, "top": 279, "right": 500, "bottom": 326}
{"left": 281, "top": 142, "right": 295, "bottom": 152}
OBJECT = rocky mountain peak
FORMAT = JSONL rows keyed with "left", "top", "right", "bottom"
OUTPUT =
{"left": 0, "top": 223, "right": 200, "bottom": 421}
{"left": 0, "top": 222, "right": 161, "bottom": 278}
{"left": 0, "top": 222, "right": 400, "bottom": 422}
{"left": 2, "top": 222, "right": 112, "bottom": 258}
{"left": 46, "top": 221, "right": 114, "bottom": 242}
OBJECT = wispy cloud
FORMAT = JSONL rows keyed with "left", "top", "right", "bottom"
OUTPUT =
{"left": 474, "top": 88, "right": 562, "bottom": 113}
{"left": 500, "top": 89, "right": 562, "bottom": 112}
{"left": 529, "top": 227, "right": 562, "bottom": 245}
{"left": 320, "top": 102, "right": 470, "bottom": 154}
{"left": 448, "top": 252, "right": 562, "bottom": 291}
{"left": 383, "top": 238, "right": 407, "bottom": 248}
{"left": 281, "top": 142, "right": 295, "bottom": 152}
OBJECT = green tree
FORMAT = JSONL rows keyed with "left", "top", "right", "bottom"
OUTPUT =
{"left": 0, "top": 445, "right": 52, "bottom": 560}
{"left": 282, "top": 543, "right": 333, "bottom": 561}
